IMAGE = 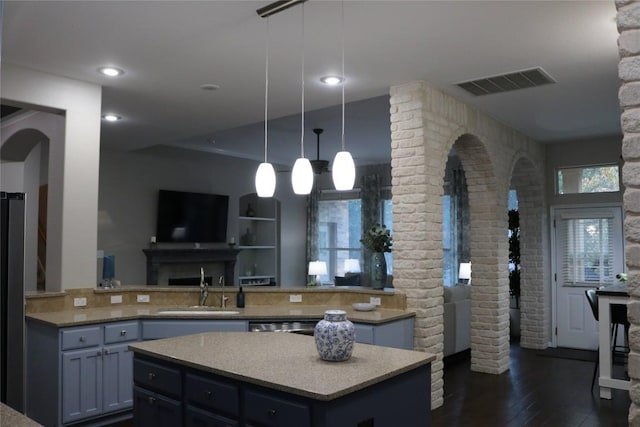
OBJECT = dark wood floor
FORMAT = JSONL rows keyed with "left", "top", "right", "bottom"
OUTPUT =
{"left": 432, "top": 342, "right": 631, "bottom": 427}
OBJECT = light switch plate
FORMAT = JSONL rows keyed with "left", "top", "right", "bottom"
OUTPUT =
{"left": 137, "top": 294, "right": 150, "bottom": 303}
{"left": 110, "top": 295, "right": 123, "bottom": 304}
{"left": 289, "top": 294, "right": 302, "bottom": 303}
{"left": 370, "top": 297, "right": 381, "bottom": 306}
{"left": 74, "top": 297, "right": 87, "bottom": 307}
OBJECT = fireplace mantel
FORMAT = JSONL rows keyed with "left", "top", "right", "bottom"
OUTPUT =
{"left": 142, "top": 248, "right": 241, "bottom": 286}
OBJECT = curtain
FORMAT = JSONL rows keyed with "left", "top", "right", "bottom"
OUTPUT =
{"left": 360, "top": 174, "right": 381, "bottom": 275}
{"left": 305, "top": 186, "right": 320, "bottom": 267}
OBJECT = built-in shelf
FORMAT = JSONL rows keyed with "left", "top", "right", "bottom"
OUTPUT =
{"left": 238, "top": 194, "right": 280, "bottom": 286}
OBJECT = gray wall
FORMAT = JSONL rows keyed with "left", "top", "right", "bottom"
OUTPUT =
{"left": 98, "top": 147, "right": 307, "bottom": 287}
{"left": 545, "top": 136, "right": 623, "bottom": 206}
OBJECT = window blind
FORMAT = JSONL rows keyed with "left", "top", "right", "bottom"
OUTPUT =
{"left": 558, "top": 215, "right": 614, "bottom": 285}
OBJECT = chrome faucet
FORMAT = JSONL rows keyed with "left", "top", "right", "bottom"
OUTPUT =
{"left": 199, "top": 268, "right": 208, "bottom": 306}
{"left": 219, "top": 275, "right": 228, "bottom": 308}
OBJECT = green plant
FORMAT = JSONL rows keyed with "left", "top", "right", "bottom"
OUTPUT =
{"left": 360, "top": 224, "right": 393, "bottom": 253}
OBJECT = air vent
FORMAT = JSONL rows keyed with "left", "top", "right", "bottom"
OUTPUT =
{"left": 455, "top": 67, "right": 555, "bottom": 96}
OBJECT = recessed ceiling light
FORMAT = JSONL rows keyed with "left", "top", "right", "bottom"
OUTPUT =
{"left": 200, "top": 83, "right": 221, "bottom": 91}
{"left": 102, "top": 114, "right": 122, "bottom": 122}
{"left": 98, "top": 67, "right": 124, "bottom": 77}
{"left": 320, "top": 76, "right": 344, "bottom": 86}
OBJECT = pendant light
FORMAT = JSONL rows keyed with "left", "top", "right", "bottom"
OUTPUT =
{"left": 255, "top": 17, "right": 276, "bottom": 198}
{"left": 332, "top": 0, "right": 356, "bottom": 191}
{"left": 291, "top": 2, "right": 314, "bottom": 195}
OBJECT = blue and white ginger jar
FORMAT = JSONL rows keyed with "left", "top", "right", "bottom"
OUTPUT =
{"left": 314, "top": 309, "right": 355, "bottom": 362}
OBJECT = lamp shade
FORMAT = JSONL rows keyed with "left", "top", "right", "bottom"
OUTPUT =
{"left": 332, "top": 151, "right": 355, "bottom": 190}
{"left": 255, "top": 162, "right": 276, "bottom": 197}
{"left": 308, "top": 261, "right": 327, "bottom": 276}
{"left": 344, "top": 258, "right": 361, "bottom": 273}
{"left": 459, "top": 262, "right": 472, "bottom": 281}
{"left": 291, "top": 157, "right": 314, "bottom": 195}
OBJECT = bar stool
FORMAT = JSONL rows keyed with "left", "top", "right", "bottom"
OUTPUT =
{"left": 584, "top": 289, "right": 629, "bottom": 391}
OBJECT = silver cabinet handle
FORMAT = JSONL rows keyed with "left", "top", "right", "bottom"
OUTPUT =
{"left": 104, "top": 349, "right": 110, "bottom": 355}
{"left": 205, "top": 390, "right": 213, "bottom": 399}
{"left": 267, "top": 409, "right": 277, "bottom": 416}
{"left": 120, "top": 330, "right": 127, "bottom": 336}
{"left": 148, "top": 372, "right": 156, "bottom": 380}
{"left": 96, "top": 350, "right": 102, "bottom": 356}
{"left": 79, "top": 336, "right": 86, "bottom": 342}
{"left": 148, "top": 396, "right": 156, "bottom": 404}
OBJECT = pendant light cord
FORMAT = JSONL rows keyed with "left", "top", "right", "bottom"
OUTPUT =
{"left": 264, "top": 18, "right": 270, "bottom": 163}
{"left": 341, "top": 0, "right": 346, "bottom": 151}
{"left": 300, "top": 3, "right": 305, "bottom": 158}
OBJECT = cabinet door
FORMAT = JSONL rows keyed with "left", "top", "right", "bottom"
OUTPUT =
{"left": 186, "top": 405, "right": 238, "bottom": 427}
{"left": 62, "top": 347, "right": 103, "bottom": 424}
{"left": 134, "top": 386, "right": 182, "bottom": 427}
{"left": 103, "top": 343, "right": 134, "bottom": 413}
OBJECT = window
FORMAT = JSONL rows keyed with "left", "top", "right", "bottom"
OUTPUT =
{"left": 318, "top": 199, "right": 362, "bottom": 281}
{"left": 316, "top": 193, "right": 393, "bottom": 283}
{"left": 381, "top": 198, "right": 394, "bottom": 276}
{"left": 557, "top": 165, "right": 620, "bottom": 194}
{"left": 557, "top": 211, "right": 618, "bottom": 285}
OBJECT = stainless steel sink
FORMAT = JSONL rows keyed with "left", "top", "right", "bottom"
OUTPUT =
{"left": 157, "top": 307, "right": 240, "bottom": 315}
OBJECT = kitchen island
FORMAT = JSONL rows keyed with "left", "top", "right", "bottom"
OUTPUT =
{"left": 129, "top": 332, "right": 434, "bottom": 427}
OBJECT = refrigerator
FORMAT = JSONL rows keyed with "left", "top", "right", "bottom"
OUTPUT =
{"left": 0, "top": 192, "right": 25, "bottom": 412}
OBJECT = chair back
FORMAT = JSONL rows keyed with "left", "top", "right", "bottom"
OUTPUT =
{"left": 585, "top": 289, "right": 598, "bottom": 322}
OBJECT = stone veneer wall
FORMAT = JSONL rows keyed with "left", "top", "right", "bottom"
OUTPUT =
{"left": 616, "top": 1, "right": 640, "bottom": 424}
{"left": 389, "top": 81, "right": 546, "bottom": 408}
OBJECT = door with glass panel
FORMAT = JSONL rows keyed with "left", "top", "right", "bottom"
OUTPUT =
{"left": 554, "top": 207, "right": 624, "bottom": 349}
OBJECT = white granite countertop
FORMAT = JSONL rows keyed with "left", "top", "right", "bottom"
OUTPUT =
{"left": 0, "top": 403, "right": 42, "bottom": 427}
{"left": 26, "top": 305, "right": 414, "bottom": 327}
{"left": 129, "top": 332, "right": 435, "bottom": 401}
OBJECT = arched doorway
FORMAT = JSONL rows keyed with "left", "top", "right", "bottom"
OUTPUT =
{"left": 1, "top": 127, "right": 50, "bottom": 291}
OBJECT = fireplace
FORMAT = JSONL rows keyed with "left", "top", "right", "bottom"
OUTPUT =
{"left": 142, "top": 248, "right": 241, "bottom": 286}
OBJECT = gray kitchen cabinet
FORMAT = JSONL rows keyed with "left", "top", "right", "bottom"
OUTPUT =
{"left": 186, "top": 404, "right": 239, "bottom": 427}
{"left": 61, "top": 346, "right": 103, "bottom": 424}
{"left": 26, "top": 319, "right": 140, "bottom": 426}
{"left": 103, "top": 342, "right": 134, "bottom": 413}
{"left": 353, "top": 317, "right": 414, "bottom": 349}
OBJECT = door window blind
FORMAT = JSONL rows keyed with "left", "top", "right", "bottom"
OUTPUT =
{"left": 558, "top": 215, "right": 614, "bottom": 285}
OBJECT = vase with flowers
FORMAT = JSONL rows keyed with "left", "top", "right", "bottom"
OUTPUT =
{"left": 360, "top": 224, "right": 393, "bottom": 289}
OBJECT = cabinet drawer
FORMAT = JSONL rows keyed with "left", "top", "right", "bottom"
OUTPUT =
{"left": 244, "top": 390, "right": 310, "bottom": 427}
{"left": 134, "top": 358, "right": 182, "bottom": 398}
{"left": 105, "top": 321, "right": 139, "bottom": 343}
{"left": 61, "top": 326, "right": 101, "bottom": 350}
{"left": 185, "top": 373, "right": 239, "bottom": 416}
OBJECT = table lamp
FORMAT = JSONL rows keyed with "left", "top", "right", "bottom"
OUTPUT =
{"left": 308, "top": 261, "right": 327, "bottom": 286}
{"left": 459, "top": 262, "right": 472, "bottom": 284}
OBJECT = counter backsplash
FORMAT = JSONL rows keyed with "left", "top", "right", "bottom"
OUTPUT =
{"left": 25, "top": 286, "right": 406, "bottom": 313}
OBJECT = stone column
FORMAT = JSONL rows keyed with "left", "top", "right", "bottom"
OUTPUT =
{"left": 616, "top": 0, "right": 640, "bottom": 423}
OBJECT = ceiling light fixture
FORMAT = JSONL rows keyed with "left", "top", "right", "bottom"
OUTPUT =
{"left": 102, "top": 114, "right": 121, "bottom": 122}
{"left": 98, "top": 67, "right": 124, "bottom": 77}
{"left": 255, "top": 17, "right": 277, "bottom": 198}
{"left": 291, "top": 2, "right": 314, "bottom": 195}
{"left": 332, "top": 1, "right": 356, "bottom": 191}
{"left": 320, "top": 75, "right": 344, "bottom": 86}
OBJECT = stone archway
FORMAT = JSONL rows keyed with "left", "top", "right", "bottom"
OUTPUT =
{"left": 390, "top": 80, "right": 545, "bottom": 408}
{"left": 452, "top": 133, "right": 509, "bottom": 374}
{"left": 509, "top": 155, "right": 549, "bottom": 349}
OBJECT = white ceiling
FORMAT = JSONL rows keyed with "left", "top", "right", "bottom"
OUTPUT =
{"left": 1, "top": 1, "right": 622, "bottom": 168}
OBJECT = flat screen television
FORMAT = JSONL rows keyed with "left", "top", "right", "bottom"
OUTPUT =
{"left": 156, "top": 189, "right": 229, "bottom": 243}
